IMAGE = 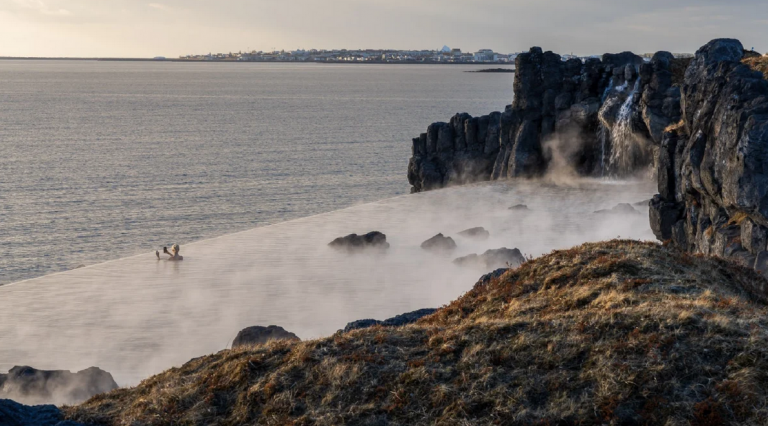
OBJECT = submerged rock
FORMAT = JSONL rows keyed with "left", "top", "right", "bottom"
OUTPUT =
{"left": 508, "top": 204, "right": 529, "bottom": 211}
{"left": 342, "top": 309, "right": 437, "bottom": 333}
{"left": 232, "top": 325, "right": 300, "bottom": 348}
{"left": 328, "top": 232, "right": 390, "bottom": 252}
{"left": 457, "top": 227, "right": 490, "bottom": 240}
{"left": 594, "top": 203, "right": 639, "bottom": 215}
{"left": 0, "top": 366, "right": 118, "bottom": 406}
{"left": 454, "top": 248, "right": 526, "bottom": 270}
{"left": 420, "top": 234, "right": 457, "bottom": 252}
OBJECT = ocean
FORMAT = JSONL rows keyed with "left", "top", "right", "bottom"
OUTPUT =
{"left": 0, "top": 61, "right": 514, "bottom": 285}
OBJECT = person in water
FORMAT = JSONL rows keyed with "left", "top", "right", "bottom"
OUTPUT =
{"left": 156, "top": 244, "right": 183, "bottom": 261}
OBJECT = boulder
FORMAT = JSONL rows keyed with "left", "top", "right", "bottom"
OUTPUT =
{"left": 457, "top": 227, "right": 490, "bottom": 240}
{"left": 454, "top": 248, "right": 526, "bottom": 270}
{"left": 328, "top": 232, "right": 389, "bottom": 252}
{"left": 342, "top": 309, "right": 436, "bottom": 333}
{"left": 420, "top": 234, "right": 457, "bottom": 252}
{"left": 0, "top": 366, "right": 118, "bottom": 406}
{"left": 231, "top": 325, "right": 300, "bottom": 348}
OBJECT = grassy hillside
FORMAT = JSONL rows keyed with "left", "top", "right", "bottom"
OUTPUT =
{"left": 65, "top": 240, "right": 768, "bottom": 425}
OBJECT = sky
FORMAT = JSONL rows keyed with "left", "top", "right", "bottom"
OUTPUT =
{"left": 1, "top": 0, "right": 766, "bottom": 58}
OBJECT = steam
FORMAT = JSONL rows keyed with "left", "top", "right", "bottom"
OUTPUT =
{"left": 0, "top": 179, "right": 656, "bottom": 396}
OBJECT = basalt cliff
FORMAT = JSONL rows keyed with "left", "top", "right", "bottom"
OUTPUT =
{"left": 650, "top": 39, "right": 768, "bottom": 274}
{"left": 409, "top": 38, "right": 768, "bottom": 280}
{"left": 407, "top": 44, "right": 689, "bottom": 191}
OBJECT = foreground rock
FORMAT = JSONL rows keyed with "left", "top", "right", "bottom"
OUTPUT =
{"left": 231, "top": 325, "right": 300, "bottom": 348}
{"left": 328, "top": 231, "right": 389, "bottom": 252}
{"left": 649, "top": 39, "right": 768, "bottom": 275}
{"left": 342, "top": 309, "right": 437, "bottom": 333}
{"left": 0, "top": 399, "right": 83, "bottom": 426}
{"left": 453, "top": 247, "right": 526, "bottom": 270}
{"left": 457, "top": 227, "right": 490, "bottom": 240}
{"left": 0, "top": 366, "right": 118, "bottom": 406}
{"left": 408, "top": 44, "right": 689, "bottom": 191}
{"left": 65, "top": 241, "right": 768, "bottom": 425}
{"left": 420, "top": 233, "right": 457, "bottom": 252}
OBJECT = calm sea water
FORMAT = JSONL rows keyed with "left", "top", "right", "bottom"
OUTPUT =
{"left": 0, "top": 61, "right": 514, "bottom": 285}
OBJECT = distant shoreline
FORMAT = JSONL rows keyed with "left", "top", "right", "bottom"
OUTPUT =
{"left": 0, "top": 57, "right": 515, "bottom": 66}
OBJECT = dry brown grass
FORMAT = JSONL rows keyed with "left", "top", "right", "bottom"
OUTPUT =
{"left": 664, "top": 119, "right": 685, "bottom": 133}
{"left": 65, "top": 240, "right": 768, "bottom": 425}
{"left": 743, "top": 55, "right": 768, "bottom": 80}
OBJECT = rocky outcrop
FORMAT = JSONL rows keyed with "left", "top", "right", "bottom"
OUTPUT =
{"left": 420, "top": 234, "right": 457, "bottom": 252}
{"left": 453, "top": 248, "right": 526, "bottom": 270}
{"left": 341, "top": 308, "right": 437, "bottom": 333}
{"left": 408, "top": 47, "right": 687, "bottom": 191}
{"left": 0, "top": 399, "right": 84, "bottom": 426}
{"left": 231, "top": 325, "right": 300, "bottom": 348}
{"left": 649, "top": 39, "right": 768, "bottom": 278}
{"left": 0, "top": 366, "right": 117, "bottom": 406}
{"left": 328, "top": 232, "right": 390, "bottom": 252}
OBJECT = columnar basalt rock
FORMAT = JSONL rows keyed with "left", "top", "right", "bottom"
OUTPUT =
{"left": 649, "top": 39, "right": 768, "bottom": 278}
{"left": 408, "top": 47, "right": 683, "bottom": 192}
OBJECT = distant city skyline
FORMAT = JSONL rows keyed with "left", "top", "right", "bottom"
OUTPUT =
{"left": 1, "top": 0, "right": 767, "bottom": 58}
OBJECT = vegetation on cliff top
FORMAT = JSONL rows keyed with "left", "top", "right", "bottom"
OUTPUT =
{"left": 743, "top": 55, "right": 768, "bottom": 80}
{"left": 65, "top": 240, "right": 768, "bottom": 425}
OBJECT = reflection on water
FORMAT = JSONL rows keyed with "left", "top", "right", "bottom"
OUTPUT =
{"left": 0, "top": 180, "right": 655, "bottom": 387}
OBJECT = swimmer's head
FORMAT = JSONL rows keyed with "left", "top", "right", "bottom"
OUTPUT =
{"left": 171, "top": 244, "right": 180, "bottom": 255}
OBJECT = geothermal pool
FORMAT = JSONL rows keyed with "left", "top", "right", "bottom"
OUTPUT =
{"left": 0, "top": 180, "right": 655, "bottom": 389}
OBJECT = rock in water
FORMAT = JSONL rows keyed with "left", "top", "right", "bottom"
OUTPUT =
{"left": 454, "top": 248, "right": 526, "bottom": 270}
{"left": 508, "top": 204, "right": 529, "bottom": 211}
{"left": 457, "top": 227, "right": 490, "bottom": 240}
{"left": 420, "top": 234, "right": 457, "bottom": 252}
{"left": 0, "top": 366, "right": 118, "bottom": 406}
{"left": 231, "top": 325, "right": 300, "bottom": 348}
{"left": 594, "top": 203, "right": 639, "bottom": 215}
{"left": 328, "top": 231, "right": 389, "bottom": 252}
{"left": 342, "top": 309, "right": 437, "bottom": 333}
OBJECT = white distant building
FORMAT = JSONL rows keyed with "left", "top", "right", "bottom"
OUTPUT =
{"left": 474, "top": 49, "right": 495, "bottom": 62}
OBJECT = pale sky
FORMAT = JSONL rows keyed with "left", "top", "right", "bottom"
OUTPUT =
{"left": 1, "top": 0, "right": 766, "bottom": 57}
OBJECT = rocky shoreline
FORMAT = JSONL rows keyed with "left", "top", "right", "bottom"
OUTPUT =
{"left": 5, "top": 38, "right": 768, "bottom": 425}
{"left": 410, "top": 37, "right": 768, "bottom": 282}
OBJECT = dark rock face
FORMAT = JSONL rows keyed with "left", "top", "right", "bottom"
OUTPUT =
{"left": 0, "top": 399, "right": 84, "bottom": 426}
{"left": 342, "top": 309, "right": 437, "bottom": 333}
{"left": 0, "top": 366, "right": 118, "bottom": 406}
{"left": 649, "top": 38, "right": 768, "bottom": 279}
{"left": 453, "top": 248, "right": 526, "bottom": 270}
{"left": 328, "top": 232, "right": 390, "bottom": 252}
{"left": 408, "top": 46, "right": 684, "bottom": 191}
{"left": 420, "top": 234, "right": 457, "bottom": 252}
{"left": 457, "top": 227, "right": 490, "bottom": 240}
{"left": 231, "top": 325, "right": 300, "bottom": 348}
